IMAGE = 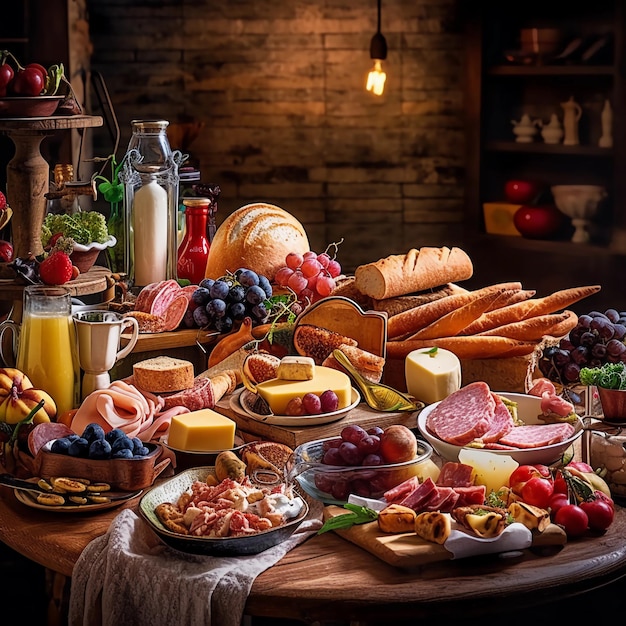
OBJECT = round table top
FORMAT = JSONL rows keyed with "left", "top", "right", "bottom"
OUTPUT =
{"left": 0, "top": 115, "right": 103, "bottom": 132}
{"left": 1, "top": 462, "right": 626, "bottom": 622}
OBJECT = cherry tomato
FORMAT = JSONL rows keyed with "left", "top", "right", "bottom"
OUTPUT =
{"left": 11, "top": 67, "right": 44, "bottom": 96}
{"left": 26, "top": 62, "right": 47, "bottom": 84}
{"left": 548, "top": 492, "right": 569, "bottom": 516}
{"left": 593, "top": 490, "right": 615, "bottom": 511}
{"left": 521, "top": 476, "right": 554, "bottom": 508}
{"left": 509, "top": 464, "right": 552, "bottom": 495}
{"left": 0, "top": 63, "right": 14, "bottom": 96}
{"left": 553, "top": 470, "right": 568, "bottom": 495}
{"left": 554, "top": 504, "right": 588, "bottom": 538}
{"left": 580, "top": 499, "right": 614, "bottom": 532}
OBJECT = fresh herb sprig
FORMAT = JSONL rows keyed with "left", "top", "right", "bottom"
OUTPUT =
{"left": 317, "top": 503, "right": 379, "bottom": 535}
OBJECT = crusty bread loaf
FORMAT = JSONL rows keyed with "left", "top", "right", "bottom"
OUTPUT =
{"left": 354, "top": 247, "right": 474, "bottom": 300}
{"left": 204, "top": 203, "right": 310, "bottom": 282}
{"left": 133, "top": 356, "right": 194, "bottom": 393}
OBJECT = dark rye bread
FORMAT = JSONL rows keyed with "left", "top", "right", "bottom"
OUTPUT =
{"left": 293, "top": 324, "right": 358, "bottom": 365}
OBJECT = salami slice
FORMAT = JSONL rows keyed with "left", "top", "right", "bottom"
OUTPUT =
{"left": 162, "top": 294, "right": 189, "bottom": 331}
{"left": 150, "top": 280, "right": 182, "bottom": 316}
{"left": 479, "top": 394, "right": 515, "bottom": 443}
{"left": 498, "top": 423, "right": 575, "bottom": 449}
{"left": 162, "top": 377, "right": 215, "bottom": 411}
{"left": 425, "top": 381, "right": 495, "bottom": 446}
{"left": 28, "top": 422, "right": 75, "bottom": 457}
{"left": 134, "top": 282, "right": 161, "bottom": 313}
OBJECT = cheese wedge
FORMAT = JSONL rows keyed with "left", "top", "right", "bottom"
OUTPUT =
{"left": 277, "top": 356, "right": 315, "bottom": 381}
{"left": 167, "top": 409, "right": 236, "bottom": 451}
{"left": 256, "top": 366, "right": 352, "bottom": 414}
{"left": 404, "top": 347, "right": 461, "bottom": 405}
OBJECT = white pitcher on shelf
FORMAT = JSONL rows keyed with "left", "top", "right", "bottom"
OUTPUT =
{"left": 511, "top": 114, "right": 541, "bottom": 143}
{"left": 561, "top": 96, "right": 582, "bottom": 146}
{"left": 541, "top": 113, "right": 564, "bottom": 144}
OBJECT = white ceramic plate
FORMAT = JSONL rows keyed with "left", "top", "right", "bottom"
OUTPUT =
{"left": 417, "top": 391, "right": 584, "bottom": 465}
{"left": 230, "top": 387, "right": 361, "bottom": 426}
{"left": 14, "top": 488, "right": 143, "bottom": 513}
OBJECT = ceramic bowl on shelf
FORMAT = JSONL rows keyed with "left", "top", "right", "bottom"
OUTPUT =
{"left": 70, "top": 235, "right": 117, "bottom": 273}
{"left": 287, "top": 436, "right": 434, "bottom": 505}
{"left": 417, "top": 392, "right": 584, "bottom": 466}
{"left": 0, "top": 96, "right": 64, "bottom": 118}
{"left": 551, "top": 185, "right": 607, "bottom": 243}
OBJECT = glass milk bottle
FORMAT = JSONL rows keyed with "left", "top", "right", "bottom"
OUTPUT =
{"left": 120, "top": 120, "right": 183, "bottom": 291}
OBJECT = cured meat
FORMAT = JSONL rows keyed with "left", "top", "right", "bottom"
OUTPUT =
{"left": 150, "top": 280, "right": 182, "bottom": 316}
{"left": 162, "top": 294, "right": 188, "bottom": 331}
{"left": 528, "top": 377, "right": 557, "bottom": 398}
{"left": 453, "top": 485, "right": 486, "bottom": 507}
{"left": 480, "top": 394, "right": 515, "bottom": 443}
{"left": 399, "top": 477, "right": 437, "bottom": 510}
{"left": 421, "top": 486, "right": 459, "bottom": 512}
{"left": 383, "top": 476, "right": 420, "bottom": 504}
{"left": 425, "top": 381, "right": 495, "bottom": 446}
{"left": 162, "top": 377, "right": 215, "bottom": 411}
{"left": 134, "top": 281, "right": 161, "bottom": 313}
{"left": 498, "top": 423, "right": 575, "bottom": 449}
{"left": 436, "top": 462, "right": 475, "bottom": 488}
{"left": 540, "top": 392, "right": 574, "bottom": 417}
{"left": 28, "top": 422, "right": 75, "bottom": 457}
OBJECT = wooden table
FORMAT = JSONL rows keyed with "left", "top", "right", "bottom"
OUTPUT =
{"left": 1, "top": 467, "right": 626, "bottom": 623}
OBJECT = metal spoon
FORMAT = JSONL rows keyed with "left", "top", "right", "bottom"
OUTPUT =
{"left": 331, "top": 349, "right": 424, "bottom": 412}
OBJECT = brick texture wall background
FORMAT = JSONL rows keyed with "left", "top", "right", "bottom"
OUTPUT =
{"left": 86, "top": 0, "right": 465, "bottom": 272}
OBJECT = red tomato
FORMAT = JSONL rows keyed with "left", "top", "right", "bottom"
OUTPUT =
{"left": 548, "top": 492, "right": 569, "bottom": 516}
{"left": 26, "top": 62, "right": 47, "bottom": 83}
{"left": 580, "top": 499, "right": 614, "bottom": 532}
{"left": 521, "top": 476, "right": 554, "bottom": 508}
{"left": 593, "top": 490, "right": 615, "bottom": 510}
{"left": 0, "top": 63, "right": 14, "bottom": 94}
{"left": 509, "top": 464, "right": 552, "bottom": 495}
{"left": 553, "top": 470, "right": 568, "bottom": 495}
{"left": 566, "top": 461, "right": 594, "bottom": 473}
{"left": 504, "top": 179, "right": 542, "bottom": 204}
{"left": 513, "top": 205, "right": 564, "bottom": 239}
{"left": 11, "top": 67, "right": 44, "bottom": 96}
{"left": 554, "top": 504, "right": 588, "bottom": 538}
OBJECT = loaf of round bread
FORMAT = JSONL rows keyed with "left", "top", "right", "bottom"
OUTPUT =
{"left": 204, "top": 203, "right": 310, "bottom": 282}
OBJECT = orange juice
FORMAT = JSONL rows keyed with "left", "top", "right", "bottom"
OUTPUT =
{"left": 17, "top": 313, "right": 79, "bottom": 416}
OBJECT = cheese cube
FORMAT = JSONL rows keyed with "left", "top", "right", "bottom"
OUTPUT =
{"left": 167, "top": 409, "right": 236, "bottom": 452}
{"left": 405, "top": 347, "right": 461, "bottom": 405}
{"left": 277, "top": 356, "right": 315, "bottom": 381}
{"left": 256, "top": 366, "right": 352, "bottom": 415}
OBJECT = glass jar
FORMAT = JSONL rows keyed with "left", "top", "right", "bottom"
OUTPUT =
{"left": 177, "top": 198, "right": 212, "bottom": 285}
{"left": 120, "top": 120, "right": 183, "bottom": 291}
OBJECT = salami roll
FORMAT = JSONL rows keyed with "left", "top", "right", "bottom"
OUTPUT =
{"left": 354, "top": 247, "right": 473, "bottom": 300}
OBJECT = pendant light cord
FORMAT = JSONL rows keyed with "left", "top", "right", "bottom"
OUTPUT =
{"left": 377, "top": 0, "right": 382, "bottom": 34}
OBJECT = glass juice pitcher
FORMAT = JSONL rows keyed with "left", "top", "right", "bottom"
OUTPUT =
{"left": 0, "top": 286, "right": 79, "bottom": 416}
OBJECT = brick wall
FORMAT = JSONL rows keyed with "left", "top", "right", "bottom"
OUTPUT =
{"left": 86, "top": 0, "right": 465, "bottom": 272}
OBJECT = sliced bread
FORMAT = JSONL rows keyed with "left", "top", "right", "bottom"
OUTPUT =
{"left": 133, "top": 356, "right": 194, "bottom": 393}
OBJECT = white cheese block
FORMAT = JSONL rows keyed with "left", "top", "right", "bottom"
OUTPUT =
{"left": 405, "top": 347, "right": 462, "bottom": 405}
{"left": 459, "top": 449, "right": 519, "bottom": 496}
{"left": 277, "top": 356, "right": 315, "bottom": 381}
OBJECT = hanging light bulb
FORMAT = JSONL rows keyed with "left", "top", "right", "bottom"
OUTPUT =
{"left": 366, "top": 0, "right": 387, "bottom": 96}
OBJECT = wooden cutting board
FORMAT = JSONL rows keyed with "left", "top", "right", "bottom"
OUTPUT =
{"left": 323, "top": 505, "right": 567, "bottom": 569}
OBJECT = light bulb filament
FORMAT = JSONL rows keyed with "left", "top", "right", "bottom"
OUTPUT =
{"left": 366, "top": 60, "right": 386, "bottom": 96}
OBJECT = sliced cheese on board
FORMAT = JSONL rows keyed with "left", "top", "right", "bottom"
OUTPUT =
{"left": 168, "top": 409, "right": 236, "bottom": 451}
{"left": 256, "top": 366, "right": 352, "bottom": 414}
{"left": 405, "top": 347, "right": 461, "bottom": 405}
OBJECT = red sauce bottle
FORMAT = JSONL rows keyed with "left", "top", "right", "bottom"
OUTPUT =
{"left": 177, "top": 197, "right": 212, "bottom": 284}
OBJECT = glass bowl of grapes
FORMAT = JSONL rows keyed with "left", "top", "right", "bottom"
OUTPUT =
{"left": 286, "top": 424, "right": 434, "bottom": 505}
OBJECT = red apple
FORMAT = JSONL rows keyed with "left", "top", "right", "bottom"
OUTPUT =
{"left": 513, "top": 204, "right": 563, "bottom": 239}
{"left": 504, "top": 180, "right": 542, "bottom": 204}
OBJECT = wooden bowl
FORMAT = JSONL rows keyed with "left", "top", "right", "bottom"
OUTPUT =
{"left": 0, "top": 96, "right": 64, "bottom": 118}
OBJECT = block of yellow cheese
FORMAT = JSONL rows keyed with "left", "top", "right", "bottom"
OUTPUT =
{"left": 405, "top": 347, "right": 461, "bottom": 405}
{"left": 277, "top": 356, "right": 315, "bottom": 381}
{"left": 256, "top": 366, "right": 352, "bottom": 414}
{"left": 167, "top": 409, "right": 236, "bottom": 451}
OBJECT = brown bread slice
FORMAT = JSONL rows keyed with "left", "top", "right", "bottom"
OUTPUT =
{"left": 322, "top": 343, "right": 385, "bottom": 383}
{"left": 293, "top": 324, "right": 358, "bottom": 365}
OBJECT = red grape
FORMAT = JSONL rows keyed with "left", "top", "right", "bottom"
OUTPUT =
{"left": 306, "top": 273, "right": 319, "bottom": 290}
{"left": 302, "top": 393, "right": 322, "bottom": 414}
{"left": 301, "top": 258, "right": 323, "bottom": 277}
{"left": 341, "top": 424, "right": 368, "bottom": 444}
{"left": 320, "top": 390, "right": 339, "bottom": 413}
{"left": 317, "top": 253, "right": 331, "bottom": 268}
{"left": 339, "top": 441, "right": 362, "bottom": 465}
{"left": 357, "top": 435, "right": 380, "bottom": 456}
{"left": 322, "top": 448, "right": 343, "bottom": 466}
{"left": 361, "top": 453, "right": 384, "bottom": 466}
{"left": 285, "top": 397, "right": 305, "bottom": 416}
{"left": 327, "top": 259, "right": 342, "bottom": 277}
{"left": 303, "top": 251, "right": 318, "bottom": 261}
{"left": 287, "top": 270, "right": 308, "bottom": 293}
{"left": 316, "top": 274, "right": 335, "bottom": 297}
{"left": 286, "top": 252, "right": 304, "bottom": 270}
{"left": 367, "top": 426, "right": 384, "bottom": 437}
{"left": 274, "top": 266, "right": 294, "bottom": 287}
{"left": 322, "top": 437, "right": 342, "bottom": 451}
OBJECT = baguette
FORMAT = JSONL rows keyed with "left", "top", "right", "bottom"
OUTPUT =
{"left": 460, "top": 298, "right": 541, "bottom": 336}
{"left": 387, "top": 282, "right": 523, "bottom": 340}
{"left": 386, "top": 336, "right": 537, "bottom": 360}
{"left": 521, "top": 285, "right": 601, "bottom": 319}
{"left": 407, "top": 289, "right": 507, "bottom": 341}
{"left": 354, "top": 247, "right": 474, "bottom": 300}
{"left": 476, "top": 311, "right": 575, "bottom": 342}
{"left": 371, "top": 283, "right": 464, "bottom": 317}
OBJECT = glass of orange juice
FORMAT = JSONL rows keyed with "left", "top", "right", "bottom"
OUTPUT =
{"left": 15, "top": 286, "right": 79, "bottom": 416}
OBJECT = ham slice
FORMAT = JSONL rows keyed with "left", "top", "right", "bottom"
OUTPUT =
{"left": 425, "top": 381, "right": 495, "bottom": 446}
{"left": 399, "top": 477, "right": 437, "bottom": 510}
{"left": 436, "top": 462, "right": 475, "bottom": 488}
{"left": 383, "top": 476, "right": 420, "bottom": 504}
{"left": 498, "top": 423, "right": 575, "bottom": 449}
{"left": 480, "top": 394, "right": 515, "bottom": 443}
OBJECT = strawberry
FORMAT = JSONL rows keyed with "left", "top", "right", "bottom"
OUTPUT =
{"left": 0, "top": 191, "right": 6, "bottom": 211}
{"left": 39, "top": 251, "right": 74, "bottom": 285}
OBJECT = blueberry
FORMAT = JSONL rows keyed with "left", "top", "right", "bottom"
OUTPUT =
{"left": 89, "top": 439, "right": 112, "bottom": 460}
{"left": 209, "top": 280, "right": 230, "bottom": 300}
{"left": 50, "top": 438, "right": 71, "bottom": 455}
{"left": 183, "top": 308, "right": 195, "bottom": 328}
{"left": 251, "top": 303, "right": 268, "bottom": 322}
{"left": 214, "top": 316, "right": 233, "bottom": 333}
{"left": 193, "top": 306, "right": 210, "bottom": 327}
{"left": 82, "top": 423, "right": 105, "bottom": 443}
{"left": 192, "top": 287, "right": 211, "bottom": 306}
{"left": 206, "top": 298, "right": 226, "bottom": 318}
{"left": 258, "top": 275, "right": 272, "bottom": 298}
{"left": 228, "top": 285, "right": 245, "bottom": 303}
{"left": 228, "top": 302, "right": 246, "bottom": 321}
{"left": 66, "top": 434, "right": 80, "bottom": 443}
{"left": 68, "top": 437, "right": 89, "bottom": 457}
{"left": 134, "top": 446, "right": 150, "bottom": 458}
{"left": 238, "top": 269, "right": 259, "bottom": 287}
{"left": 112, "top": 448, "right": 133, "bottom": 459}
{"left": 111, "top": 436, "right": 134, "bottom": 452}
{"left": 131, "top": 437, "right": 144, "bottom": 453}
{"left": 105, "top": 428, "right": 127, "bottom": 445}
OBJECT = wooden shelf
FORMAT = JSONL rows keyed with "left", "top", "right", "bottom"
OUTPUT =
{"left": 488, "top": 65, "right": 615, "bottom": 76}
{"left": 484, "top": 141, "right": 613, "bottom": 156}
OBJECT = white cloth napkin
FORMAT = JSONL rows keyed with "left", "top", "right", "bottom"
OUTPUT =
{"left": 68, "top": 501, "right": 324, "bottom": 626}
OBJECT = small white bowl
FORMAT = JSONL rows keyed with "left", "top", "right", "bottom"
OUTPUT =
{"left": 417, "top": 392, "right": 583, "bottom": 466}
{"left": 551, "top": 185, "right": 607, "bottom": 220}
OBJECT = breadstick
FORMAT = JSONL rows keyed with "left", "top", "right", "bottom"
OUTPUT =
{"left": 460, "top": 298, "right": 540, "bottom": 336}
{"left": 386, "top": 336, "right": 537, "bottom": 360}
{"left": 407, "top": 290, "right": 506, "bottom": 341}
{"left": 476, "top": 311, "right": 574, "bottom": 342}
{"left": 387, "top": 282, "right": 523, "bottom": 340}
{"left": 521, "top": 285, "right": 601, "bottom": 319}
{"left": 497, "top": 289, "right": 536, "bottom": 308}
{"left": 543, "top": 309, "right": 578, "bottom": 338}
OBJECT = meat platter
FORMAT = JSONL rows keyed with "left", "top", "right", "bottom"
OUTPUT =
{"left": 323, "top": 505, "right": 567, "bottom": 569}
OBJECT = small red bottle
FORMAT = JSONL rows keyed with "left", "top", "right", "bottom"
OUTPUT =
{"left": 177, "top": 197, "right": 212, "bottom": 284}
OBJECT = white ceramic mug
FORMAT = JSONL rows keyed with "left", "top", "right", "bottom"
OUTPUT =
{"left": 72, "top": 310, "right": 140, "bottom": 398}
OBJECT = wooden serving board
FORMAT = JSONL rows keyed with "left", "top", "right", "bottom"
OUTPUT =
{"left": 323, "top": 505, "right": 567, "bottom": 569}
